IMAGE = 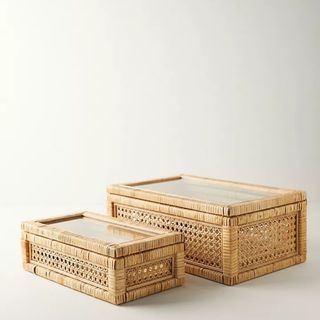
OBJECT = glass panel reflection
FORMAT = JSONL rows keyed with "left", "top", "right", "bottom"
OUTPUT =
{"left": 133, "top": 178, "right": 277, "bottom": 205}
{"left": 49, "top": 217, "right": 149, "bottom": 243}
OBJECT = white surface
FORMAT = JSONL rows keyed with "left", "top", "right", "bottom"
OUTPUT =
{"left": 1, "top": 0, "right": 319, "bottom": 319}
{"left": 1, "top": 204, "right": 319, "bottom": 320}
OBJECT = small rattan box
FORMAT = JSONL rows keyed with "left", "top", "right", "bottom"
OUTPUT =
{"left": 21, "top": 212, "right": 184, "bottom": 304}
{"left": 107, "top": 174, "right": 307, "bottom": 285}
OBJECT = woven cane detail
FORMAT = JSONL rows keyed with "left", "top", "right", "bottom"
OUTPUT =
{"left": 115, "top": 205, "right": 223, "bottom": 271}
{"left": 239, "top": 213, "right": 298, "bottom": 270}
{"left": 126, "top": 257, "right": 173, "bottom": 287}
{"left": 30, "top": 244, "right": 109, "bottom": 287}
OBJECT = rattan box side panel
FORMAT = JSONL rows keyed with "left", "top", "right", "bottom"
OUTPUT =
{"left": 235, "top": 201, "right": 307, "bottom": 283}
{"left": 124, "top": 243, "right": 184, "bottom": 290}
{"left": 126, "top": 256, "right": 173, "bottom": 287}
{"left": 110, "top": 201, "right": 223, "bottom": 273}
{"left": 238, "top": 212, "right": 298, "bottom": 272}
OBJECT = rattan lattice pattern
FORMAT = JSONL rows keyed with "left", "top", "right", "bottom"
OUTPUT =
{"left": 239, "top": 213, "right": 298, "bottom": 271}
{"left": 115, "top": 205, "right": 223, "bottom": 271}
{"left": 30, "top": 244, "right": 109, "bottom": 288}
{"left": 126, "top": 257, "right": 173, "bottom": 287}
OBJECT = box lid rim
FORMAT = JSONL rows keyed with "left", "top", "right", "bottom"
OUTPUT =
{"left": 21, "top": 212, "right": 183, "bottom": 258}
{"left": 107, "top": 175, "right": 306, "bottom": 216}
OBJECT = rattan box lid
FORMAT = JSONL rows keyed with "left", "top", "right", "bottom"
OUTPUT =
{"left": 21, "top": 212, "right": 184, "bottom": 257}
{"left": 107, "top": 174, "right": 306, "bottom": 217}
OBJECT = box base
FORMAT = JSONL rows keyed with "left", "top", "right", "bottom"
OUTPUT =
{"left": 186, "top": 254, "right": 306, "bottom": 285}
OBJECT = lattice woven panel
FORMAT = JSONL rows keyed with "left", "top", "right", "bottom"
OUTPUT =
{"left": 126, "top": 257, "right": 173, "bottom": 287}
{"left": 30, "top": 244, "right": 109, "bottom": 288}
{"left": 115, "top": 205, "right": 223, "bottom": 271}
{"left": 238, "top": 213, "right": 298, "bottom": 271}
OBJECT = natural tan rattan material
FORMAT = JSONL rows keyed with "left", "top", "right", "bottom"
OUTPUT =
{"left": 21, "top": 212, "right": 185, "bottom": 304}
{"left": 107, "top": 174, "right": 307, "bottom": 285}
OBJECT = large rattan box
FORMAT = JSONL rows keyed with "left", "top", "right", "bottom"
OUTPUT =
{"left": 21, "top": 212, "right": 184, "bottom": 304}
{"left": 107, "top": 175, "right": 307, "bottom": 285}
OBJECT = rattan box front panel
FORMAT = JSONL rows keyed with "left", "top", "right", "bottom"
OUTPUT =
{"left": 114, "top": 204, "right": 223, "bottom": 272}
{"left": 30, "top": 243, "right": 110, "bottom": 289}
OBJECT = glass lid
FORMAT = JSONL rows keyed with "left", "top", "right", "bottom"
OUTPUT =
{"left": 47, "top": 217, "right": 151, "bottom": 243}
{"left": 131, "top": 177, "right": 278, "bottom": 205}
